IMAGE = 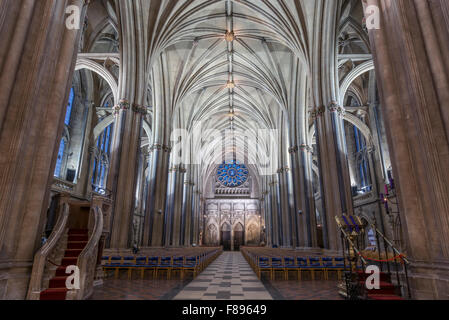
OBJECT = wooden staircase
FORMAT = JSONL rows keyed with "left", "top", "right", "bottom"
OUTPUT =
{"left": 40, "top": 229, "right": 89, "bottom": 300}
{"left": 357, "top": 271, "right": 404, "bottom": 300}
{"left": 27, "top": 195, "right": 110, "bottom": 300}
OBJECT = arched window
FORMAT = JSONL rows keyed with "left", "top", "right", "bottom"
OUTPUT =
{"left": 54, "top": 88, "right": 74, "bottom": 178}
{"left": 54, "top": 139, "right": 66, "bottom": 178}
{"left": 217, "top": 161, "right": 249, "bottom": 188}
{"left": 354, "top": 125, "right": 372, "bottom": 192}
{"left": 65, "top": 88, "right": 75, "bottom": 126}
{"left": 92, "top": 123, "right": 113, "bottom": 194}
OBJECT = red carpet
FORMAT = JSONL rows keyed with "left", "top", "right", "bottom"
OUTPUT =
{"left": 40, "top": 229, "right": 88, "bottom": 300}
{"left": 357, "top": 271, "right": 404, "bottom": 300}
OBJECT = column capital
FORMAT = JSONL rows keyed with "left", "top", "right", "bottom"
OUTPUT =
{"left": 163, "top": 145, "right": 172, "bottom": 153}
{"left": 150, "top": 143, "right": 163, "bottom": 152}
{"left": 113, "top": 100, "right": 150, "bottom": 116}
{"left": 113, "top": 99, "right": 130, "bottom": 115}
{"left": 169, "top": 165, "right": 186, "bottom": 173}
{"left": 310, "top": 105, "right": 326, "bottom": 120}
{"left": 328, "top": 101, "right": 345, "bottom": 117}
{"left": 132, "top": 103, "right": 150, "bottom": 116}
{"left": 289, "top": 146, "right": 299, "bottom": 154}
{"left": 299, "top": 144, "right": 313, "bottom": 153}
{"left": 277, "top": 166, "right": 290, "bottom": 174}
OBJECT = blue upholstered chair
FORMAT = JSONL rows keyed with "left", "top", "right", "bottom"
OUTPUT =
{"left": 321, "top": 257, "right": 333, "bottom": 280}
{"left": 183, "top": 256, "right": 200, "bottom": 279}
{"left": 328, "top": 257, "right": 345, "bottom": 280}
{"left": 306, "top": 257, "right": 324, "bottom": 280}
{"left": 155, "top": 257, "right": 173, "bottom": 279}
{"left": 284, "top": 257, "right": 297, "bottom": 280}
{"left": 103, "top": 256, "right": 122, "bottom": 278}
{"left": 128, "top": 257, "right": 147, "bottom": 280}
{"left": 116, "top": 256, "right": 135, "bottom": 279}
{"left": 142, "top": 257, "right": 158, "bottom": 279}
{"left": 271, "top": 257, "right": 284, "bottom": 280}
{"left": 257, "top": 257, "right": 272, "bottom": 279}
{"left": 296, "top": 257, "right": 308, "bottom": 280}
{"left": 171, "top": 256, "right": 184, "bottom": 279}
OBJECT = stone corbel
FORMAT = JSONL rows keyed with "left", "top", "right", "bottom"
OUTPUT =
{"left": 132, "top": 103, "right": 149, "bottom": 116}
{"left": 299, "top": 144, "right": 313, "bottom": 154}
{"left": 170, "top": 165, "right": 187, "bottom": 173}
{"left": 150, "top": 144, "right": 163, "bottom": 152}
{"left": 328, "top": 101, "right": 345, "bottom": 117}
{"left": 311, "top": 106, "right": 326, "bottom": 120}
{"left": 163, "top": 145, "right": 172, "bottom": 153}
{"left": 277, "top": 166, "right": 290, "bottom": 174}
{"left": 289, "top": 146, "right": 299, "bottom": 154}
{"left": 113, "top": 99, "right": 130, "bottom": 115}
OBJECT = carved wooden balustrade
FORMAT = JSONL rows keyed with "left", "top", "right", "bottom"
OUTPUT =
{"left": 27, "top": 200, "right": 70, "bottom": 300}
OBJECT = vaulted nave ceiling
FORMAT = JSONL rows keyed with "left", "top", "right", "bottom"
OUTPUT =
{"left": 89, "top": 0, "right": 367, "bottom": 183}
{"left": 134, "top": 0, "right": 315, "bottom": 179}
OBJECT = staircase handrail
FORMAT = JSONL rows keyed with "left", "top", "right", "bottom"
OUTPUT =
{"left": 75, "top": 206, "right": 103, "bottom": 300}
{"left": 26, "top": 201, "right": 70, "bottom": 299}
{"left": 369, "top": 222, "right": 410, "bottom": 264}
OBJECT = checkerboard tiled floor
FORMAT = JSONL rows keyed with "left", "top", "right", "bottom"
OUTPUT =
{"left": 174, "top": 252, "right": 273, "bottom": 300}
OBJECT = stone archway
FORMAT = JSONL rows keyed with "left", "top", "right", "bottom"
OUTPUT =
{"left": 221, "top": 223, "right": 232, "bottom": 251}
{"left": 233, "top": 223, "right": 244, "bottom": 251}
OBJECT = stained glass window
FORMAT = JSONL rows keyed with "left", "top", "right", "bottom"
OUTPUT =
{"left": 64, "top": 88, "right": 75, "bottom": 126}
{"left": 354, "top": 126, "right": 372, "bottom": 192}
{"left": 54, "top": 139, "right": 65, "bottom": 178}
{"left": 217, "top": 161, "right": 249, "bottom": 188}
{"left": 92, "top": 123, "right": 114, "bottom": 194}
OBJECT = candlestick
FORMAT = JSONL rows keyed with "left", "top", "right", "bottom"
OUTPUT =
{"left": 390, "top": 178, "right": 395, "bottom": 190}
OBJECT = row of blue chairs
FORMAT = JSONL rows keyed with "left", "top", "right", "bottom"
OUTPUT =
{"left": 242, "top": 249, "right": 346, "bottom": 281}
{"left": 102, "top": 249, "right": 222, "bottom": 280}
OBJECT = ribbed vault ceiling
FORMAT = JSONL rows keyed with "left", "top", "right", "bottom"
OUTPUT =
{"left": 141, "top": 0, "right": 312, "bottom": 182}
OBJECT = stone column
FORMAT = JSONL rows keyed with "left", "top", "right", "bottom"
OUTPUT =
{"left": 132, "top": 147, "right": 150, "bottom": 246}
{"left": 189, "top": 183, "right": 197, "bottom": 245}
{"left": 289, "top": 148, "right": 302, "bottom": 248}
{"left": 108, "top": 104, "right": 147, "bottom": 249}
{"left": 164, "top": 165, "right": 185, "bottom": 247}
{"left": 172, "top": 167, "right": 186, "bottom": 246}
{"left": 278, "top": 167, "right": 292, "bottom": 247}
{"left": 107, "top": 0, "right": 148, "bottom": 249}
{"left": 143, "top": 144, "right": 171, "bottom": 247}
{"left": 313, "top": 104, "right": 354, "bottom": 251}
{"left": 310, "top": 0, "right": 353, "bottom": 251}
{"left": 0, "top": 0, "right": 88, "bottom": 299}
{"left": 180, "top": 175, "right": 193, "bottom": 247}
{"left": 291, "top": 145, "right": 318, "bottom": 249}
{"left": 191, "top": 189, "right": 200, "bottom": 245}
{"left": 83, "top": 145, "right": 97, "bottom": 196}
{"left": 74, "top": 100, "right": 95, "bottom": 198}
{"left": 365, "top": 0, "right": 449, "bottom": 299}
{"left": 269, "top": 181, "right": 280, "bottom": 247}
